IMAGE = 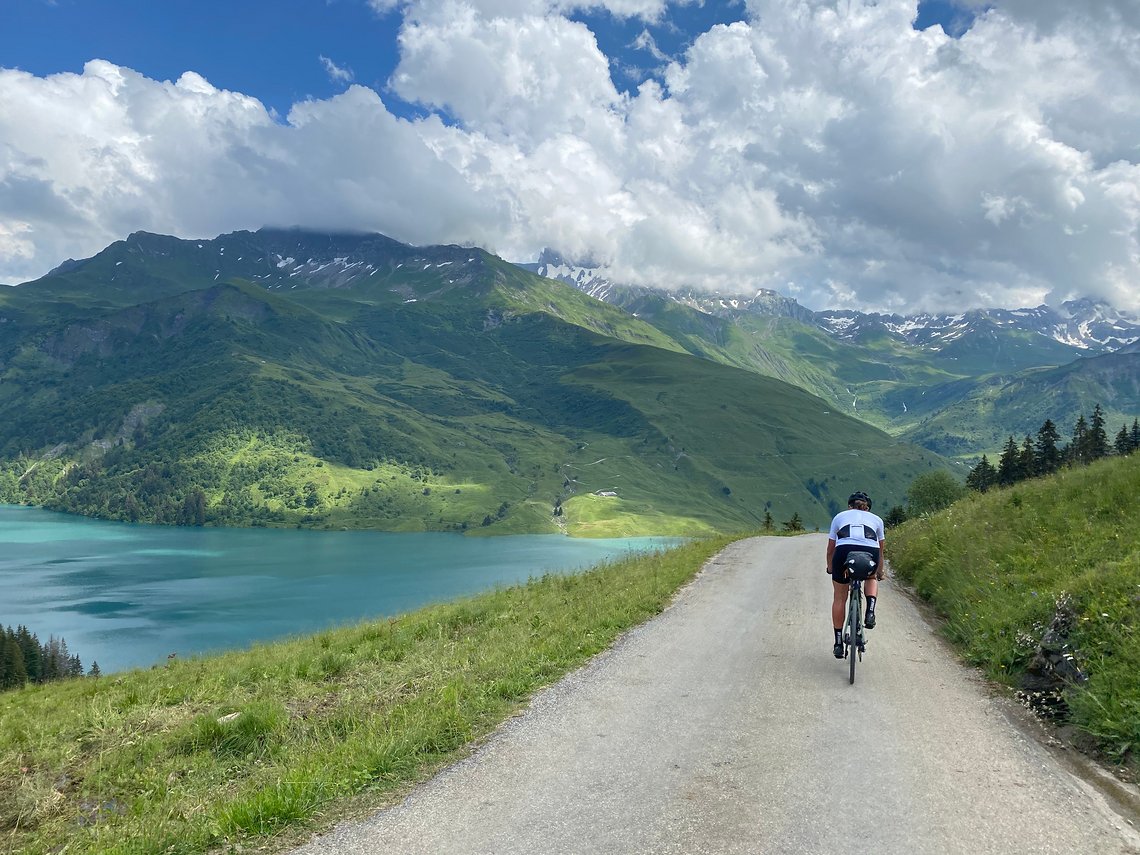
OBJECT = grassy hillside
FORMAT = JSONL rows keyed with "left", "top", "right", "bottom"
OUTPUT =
{"left": 0, "top": 535, "right": 736, "bottom": 855}
{"left": 898, "top": 350, "right": 1140, "bottom": 457}
{"left": 663, "top": 311, "right": 1136, "bottom": 457}
{"left": 0, "top": 231, "right": 948, "bottom": 535}
{"left": 888, "top": 453, "right": 1140, "bottom": 774}
{"left": 572, "top": 278, "right": 1136, "bottom": 458}
{"left": 598, "top": 297, "right": 963, "bottom": 432}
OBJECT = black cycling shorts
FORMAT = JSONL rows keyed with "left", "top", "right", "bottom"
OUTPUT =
{"left": 830, "top": 543, "right": 881, "bottom": 583}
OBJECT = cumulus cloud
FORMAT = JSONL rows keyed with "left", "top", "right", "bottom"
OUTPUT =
{"left": 1, "top": 0, "right": 1138, "bottom": 314}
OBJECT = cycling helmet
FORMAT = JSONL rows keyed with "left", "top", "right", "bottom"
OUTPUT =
{"left": 848, "top": 491, "right": 872, "bottom": 510}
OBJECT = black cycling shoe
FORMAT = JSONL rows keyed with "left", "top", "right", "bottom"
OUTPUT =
{"left": 865, "top": 611, "right": 876, "bottom": 629}
{"left": 833, "top": 641, "right": 844, "bottom": 659}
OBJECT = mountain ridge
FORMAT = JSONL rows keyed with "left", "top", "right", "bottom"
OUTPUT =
{"left": 0, "top": 228, "right": 949, "bottom": 535}
{"left": 523, "top": 250, "right": 1140, "bottom": 454}
{"left": 525, "top": 249, "right": 1140, "bottom": 354}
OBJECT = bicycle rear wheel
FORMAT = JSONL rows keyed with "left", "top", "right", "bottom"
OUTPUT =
{"left": 848, "top": 587, "right": 860, "bottom": 685}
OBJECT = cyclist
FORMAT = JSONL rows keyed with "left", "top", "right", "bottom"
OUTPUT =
{"left": 826, "top": 491, "right": 885, "bottom": 658}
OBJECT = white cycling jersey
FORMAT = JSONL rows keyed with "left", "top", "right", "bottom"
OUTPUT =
{"left": 828, "top": 508, "right": 885, "bottom": 547}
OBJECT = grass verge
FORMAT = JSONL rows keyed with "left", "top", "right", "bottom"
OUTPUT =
{"left": 1, "top": 534, "right": 738, "bottom": 854}
{"left": 887, "top": 454, "right": 1140, "bottom": 778}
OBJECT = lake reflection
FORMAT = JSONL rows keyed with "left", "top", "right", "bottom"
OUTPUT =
{"left": 0, "top": 506, "right": 680, "bottom": 673}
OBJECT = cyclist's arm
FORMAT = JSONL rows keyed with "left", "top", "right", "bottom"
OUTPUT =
{"left": 877, "top": 538, "right": 885, "bottom": 574}
{"left": 826, "top": 537, "right": 836, "bottom": 574}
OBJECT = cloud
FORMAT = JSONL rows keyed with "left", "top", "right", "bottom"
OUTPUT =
{"left": 370, "top": 0, "right": 675, "bottom": 20}
{"left": 631, "top": 29, "right": 671, "bottom": 63}
{"left": 391, "top": 5, "right": 623, "bottom": 141}
{"left": 1, "top": 0, "right": 1138, "bottom": 315}
{"left": 319, "top": 55, "right": 355, "bottom": 84}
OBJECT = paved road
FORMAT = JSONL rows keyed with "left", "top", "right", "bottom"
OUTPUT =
{"left": 292, "top": 535, "right": 1140, "bottom": 855}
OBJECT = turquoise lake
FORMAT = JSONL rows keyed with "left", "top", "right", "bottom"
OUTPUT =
{"left": 0, "top": 505, "right": 680, "bottom": 674}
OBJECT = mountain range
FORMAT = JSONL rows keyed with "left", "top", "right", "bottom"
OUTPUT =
{"left": 527, "top": 250, "right": 1140, "bottom": 353}
{"left": 0, "top": 228, "right": 1134, "bottom": 537}
{"left": 526, "top": 251, "right": 1140, "bottom": 455}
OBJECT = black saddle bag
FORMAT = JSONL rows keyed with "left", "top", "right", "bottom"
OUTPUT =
{"left": 843, "top": 550, "right": 877, "bottom": 581}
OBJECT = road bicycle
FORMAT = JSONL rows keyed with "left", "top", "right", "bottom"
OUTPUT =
{"left": 841, "top": 551, "right": 877, "bottom": 685}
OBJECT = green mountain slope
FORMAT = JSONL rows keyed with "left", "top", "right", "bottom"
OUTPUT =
{"left": 897, "top": 349, "right": 1140, "bottom": 456}
{"left": 566, "top": 280, "right": 1135, "bottom": 457}
{"left": 889, "top": 452, "right": 1140, "bottom": 770}
{"left": 0, "top": 229, "right": 946, "bottom": 535}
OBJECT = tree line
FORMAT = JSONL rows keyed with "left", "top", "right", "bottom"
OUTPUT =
{"left": 0, "top": 625, "right": 94, "bottom": 691}
{"left": 966, "top": 406, "right": 1139, "bottom": 492}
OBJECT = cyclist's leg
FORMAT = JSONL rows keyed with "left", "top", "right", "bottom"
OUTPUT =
{"left": 831, "top": 579, "right": 848, "bottom": 657}
{"left": 831, "top": 580, "right": 849, "bottom": 628}
{"left": 865, "top": 577, "right": 878, "bottom": 627}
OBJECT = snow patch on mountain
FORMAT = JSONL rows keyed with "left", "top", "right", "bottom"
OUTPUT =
{"left": 526, "top": 249, "right": 1140, "bottom": 354}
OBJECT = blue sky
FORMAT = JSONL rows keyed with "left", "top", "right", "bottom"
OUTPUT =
{"left": 1, "top": 1, "right": 1138, "bottom": 314}
{"left": 3, "top": 0, "right": 407, "bottom": 118}
{"left": 2, "top": 0, "right": 971, "bottom": 119}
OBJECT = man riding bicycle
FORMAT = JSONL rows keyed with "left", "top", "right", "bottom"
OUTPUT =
{"left": 826, "top": 491, "right": 885, "bottom": 659}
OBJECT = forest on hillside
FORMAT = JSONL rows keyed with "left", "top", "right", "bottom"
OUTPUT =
{"left": 966, "top": 406, "right": 1140, "bottom": 492}
{"left": 0, "top": 626, "right": 90, "bottom": 691}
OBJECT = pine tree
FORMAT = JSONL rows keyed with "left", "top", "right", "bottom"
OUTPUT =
{"left": 762, "top": 509, "right": 774, "bottom": 531}
{"left": 1115, "top": 424, "right": 1132, "bottom": 456}
{"left": 1131, "top": 418, "right": 1140, "bottom": 452}
{"left": 0, "top": 628, "right": 12, "bottom": 689}
{"left": 884, "top": 505, "right": 908, "bottom": 527}
{"left": 782, "top": 512, "right": 804, "bottom": 532}
{"left": 15, "top": 626, "right": 41, "bottom": 683}
{"left": 965, "top": 455, "right": 998, "bottom": 492}
{"left": 1019, "top": 435, "right": 1036, "bottom": 480}
{"left": 1088, "top": 405, "right": 1110, "bottom": 460}
{"left": 41, "top": 636, "right": 71, "bottom": 682}
{"left": 1036, "top": 419, "right": 1062, "bottom": 475}
{"left": 997, "top": 436, "right": 1021, "bottom": 486}
{"left": 1070, "top": 415, "right": 1090, "bottom": 465}
{"left": 89, "top": 661, "right": 101, "bottom": 678}
{"left": 1, "top": 635, "right": 28, "bottom": 689}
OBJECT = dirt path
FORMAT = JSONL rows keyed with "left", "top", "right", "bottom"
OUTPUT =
{"left": 291, "top": 535, "right": 1140, "bottom": 854}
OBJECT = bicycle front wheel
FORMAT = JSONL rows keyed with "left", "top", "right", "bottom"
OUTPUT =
{"left": 848, "top": 587, "right": 860, "bottom": 685}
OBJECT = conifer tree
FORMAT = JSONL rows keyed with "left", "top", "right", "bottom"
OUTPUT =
{"left": 1069, "top": 415, "right": 1090, "bottom": 465}
{"left": 1019, "top": 435, "right": 1036, "bottom": 479}
{"left": 41, "top": 636, "right": 70, "bottom": 682}
{"left": 884, "top": 505, "right": 908, "bottom": 527}
{"left": 1115, "top": 424, "right": 1132, "bottom": 456}
{"left": 1036, "top": 419, "right": 1062, "bottom": 474}
{"left": 15, "top": 625, "right": 41, "bottom": 683}
{"left": 997, "top": 436, "right": 1021, "bottom": 486}
{"left": 782, "top": 512, "right": 804, "bottom": 532}
{"left": 762, "top": 509, "right": 774, "bottom": 531}
{"left": 1088, "top": 405, "right": 1109, "bottom": 460}
{"left": 1132, "top": 418, "right": 1140, "bottom": 452}
{"left": 1, "top": 634, "right": 27, "bottom": 689}
{"left": 966, "top": 455, "right": 997, "bottom": 492}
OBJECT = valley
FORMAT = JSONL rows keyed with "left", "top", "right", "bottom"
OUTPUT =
{"left": 531, "top": 252, "right": 1140, "bottom": 456}
{"left": 0, "top": 228, "right": 1136, "bottom": 536}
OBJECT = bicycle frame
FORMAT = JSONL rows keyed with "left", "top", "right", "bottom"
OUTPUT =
{"left": 843, "top": 577, "right": 866, "bottom": 685}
